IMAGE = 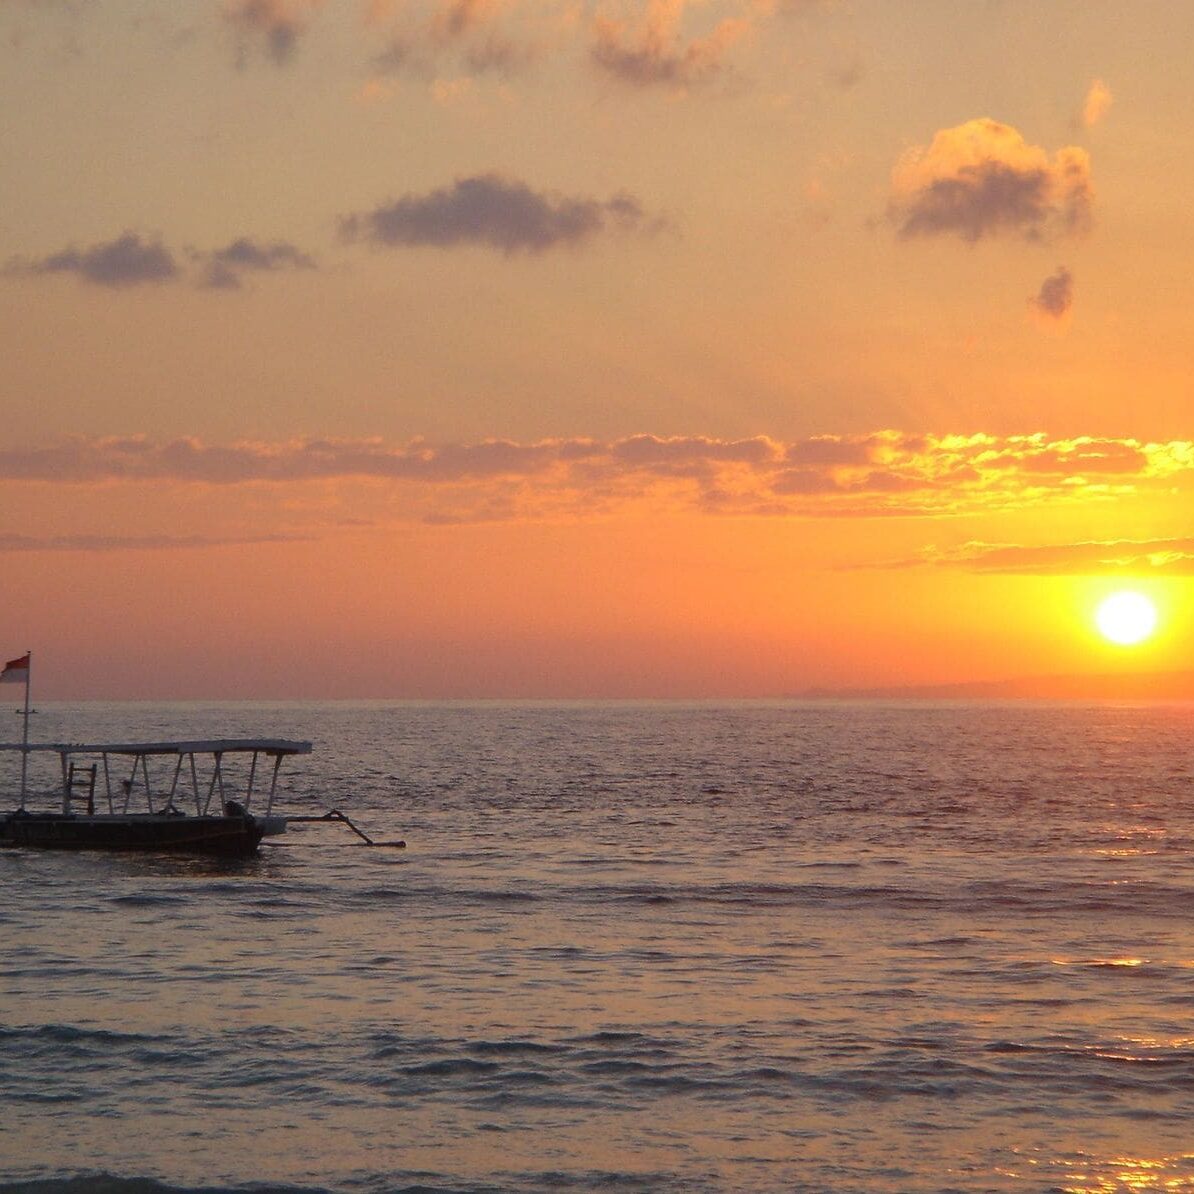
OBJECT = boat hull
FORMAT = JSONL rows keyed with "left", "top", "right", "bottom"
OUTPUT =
{"left": 0, "top": 811, "right": 265, "bottom": 857}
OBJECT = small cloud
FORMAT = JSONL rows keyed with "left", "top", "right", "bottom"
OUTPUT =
{"left": 371, "top": 37, "right": 419, "bottom": 76}
{"left": 889, "top": 118, "right": 1093, "bottom": 243}
{"left": 463, "top": 33, "right": 535, "bottom": 76}
{"left": 590, "top": 0, "right": 748, "bottom": 88}
{"left": 431, "top": 0, "right": 497, "bottom": 43}
{"left": 339, "top": 173, "right": 659, "bottom": 254}
{"left": 7, "top": 232, "right": 177, "bottom": 288}
{"left": 7, "top": 231, "right": 316, "bottom": 292}
{"left": 223, "top": 0, "right": 321, "bottom": 66}
{"left": 1029, "top": 265, "right": 1074, "bottom": 328}
{"left": 1081, "top": 78, "right": 1113, "bottom": 129}
{"left": 196, "top": 238, "right": 316, "bottom": 289}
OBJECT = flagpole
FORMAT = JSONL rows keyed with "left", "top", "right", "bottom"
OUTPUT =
{"left": 19, "top": 651, "right": 30, "bottom": 810}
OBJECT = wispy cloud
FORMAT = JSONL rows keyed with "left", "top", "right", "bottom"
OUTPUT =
{"left": 6, "top": 232, "right": 317, "bottom": 291}
{"left": 590, "top": 0, "right": 748, "bottom": 88}
{"left": 899, "top": 537, "right": 1194, "bottom": 576}
{"left": 0, "top": 532, "right": 307, "bottom": 553}
{"left": 362, "top": 0, "right": 780, "bottom": 92}
{"left": 1081, "top": 78, "right": 1113, "bottom": 129}
{"left": 889, "top": 118, "right": 1093, "bottom": 243}
{"left": 366, "top": 0, "right": 544, "bottom": 82}
{"left": 196, "top": 238, "right": 317, "bottom": 289}
{"left": 2, "top": 432, "right": 1190, "bottom": 524}
{"left": 340, "top": 174, "right": 659, "bottom": 254}
{"left": 223, "top": 0, "right": 322, "bottom": 66}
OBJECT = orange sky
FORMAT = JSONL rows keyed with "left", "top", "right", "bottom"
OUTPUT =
{"left": 1, "top": 1, "right": 1191, "bottom": 697}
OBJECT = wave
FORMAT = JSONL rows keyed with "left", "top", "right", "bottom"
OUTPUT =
{"left": 0, "top": 1180, "right": 323, "bottom": 1194}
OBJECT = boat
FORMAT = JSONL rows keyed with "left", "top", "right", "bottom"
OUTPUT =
{"left": 0, "top": 652, "right": 401, "bottom": 857}
{"left": 0, "top": 737, "right": 312, "bottom": 858}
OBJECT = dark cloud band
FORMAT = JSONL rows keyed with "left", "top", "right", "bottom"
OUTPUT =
{"left": 0, "top": 432, "right": 1186, "bottom": 524}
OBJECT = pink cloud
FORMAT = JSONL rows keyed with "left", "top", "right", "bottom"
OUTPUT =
{"left": 590, "top": 0, "right": 749, "bottom": 88}
{"left": 890, "top": 118, "right": 1093, "bottom": 243}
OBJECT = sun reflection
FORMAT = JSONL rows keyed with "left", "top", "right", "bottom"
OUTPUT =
{"left": 1060, "top": 1154, "right": 1194, "bottom": 1192}
{"left": 1002, "top": 1150, "right": 1194, "bottom": 1191}
{"left": 1049, "top": 957, "right": 1146, "bottom": 967}
{"left": 1118, "top": 1035, "right": 1194, "bottom": 1048}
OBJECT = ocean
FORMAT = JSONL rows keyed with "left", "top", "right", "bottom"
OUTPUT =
{"left": 2, "top": 700, "right": 1193, "bottom": 1193}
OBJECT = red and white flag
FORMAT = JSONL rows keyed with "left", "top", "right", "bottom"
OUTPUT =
{"left": 1, "top": 654, "right": 30, "bottom": 684}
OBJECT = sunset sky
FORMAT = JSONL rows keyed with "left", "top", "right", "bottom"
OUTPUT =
{"left": 2, "top": 0, "right": 1191, "bottom": 697}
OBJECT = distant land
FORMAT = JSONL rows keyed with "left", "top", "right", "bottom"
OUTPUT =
{"left": 798, "top": 670, "right": 1194, "bottom": 701}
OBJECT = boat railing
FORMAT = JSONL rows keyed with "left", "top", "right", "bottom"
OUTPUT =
{"left": 0, "top": 739, "right": 311, "bottom": 816}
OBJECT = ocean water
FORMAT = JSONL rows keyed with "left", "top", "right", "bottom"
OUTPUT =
{"left": 2, "top": 700, "right": 1194, "bottom": 1193}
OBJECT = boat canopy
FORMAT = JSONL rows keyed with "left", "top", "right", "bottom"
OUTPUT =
{"left": 0, "top": 739, "right": 310, "bottom": 756}
{"left": 0, "top": 739, "right": 311, "bottom": 816}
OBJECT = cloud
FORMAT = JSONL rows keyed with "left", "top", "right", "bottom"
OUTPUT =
{"left": 906, "top": 537, "right": 1194, "bottom": 576}
{"left": 7, "top": 232, "right": 317, "bottom": 291}
{"left": 223, "top": 0, "right": 322, "bottom": 65}
{"left": 1081, "top": 78, "right": 1113, "bottom": 129}
{"left": 462, "top": 32, "right": 534, "bottom": 75}
{"left": 340, "top": 174, "right": 657, "bottom": 254}
{"left": 590, "top": 0, "right": 748, "bottom": 88}
{"left": 359, "top": 0, "right": 810, "bottom": 91}
{"left": 7, "top": 232, "right": 177, "bottom": 288}
{"left": 1029, "top": 265, "right": 1073, "bottom": 326}
{"left": 890, "top": 118, "right": 1093, "bottom": 243}
{"left": 1, "top": 431, "right": 1190, "bottom": 524}
{"left": 611, "top": 435, "right": 776, "bottom": 465}
{"left": 367, "top": 0, "right": 541, "bottom": 81}
{"left": 358, "top": 0, "right": 814, "bottom": 94}
{"left": 431, "top": 0, "right": 499, "bottom": 42}
{"left": 785, "top": 435, "right": 878, "bottom": 466}
{"left": 992, "top": 437, "right": 1148, "bottom": 475}
{"left": 197, "top": 238, "right": 317, "bottom": 289}
{"left": 0, "top": 532, "right": 306, "bottom": 553}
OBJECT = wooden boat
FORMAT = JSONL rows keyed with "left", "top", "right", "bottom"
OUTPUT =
{"left": 0, "top": 738, "right": 312, "bottom": 858}
{"left": 0, "top": 656, "right": 399, "bottom": 857}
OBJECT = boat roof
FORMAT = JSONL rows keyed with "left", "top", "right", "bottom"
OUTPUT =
{"left": 0, "top": 738, "right": 311, "bottom": 757}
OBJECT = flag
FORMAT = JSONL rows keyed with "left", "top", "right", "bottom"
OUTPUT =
{"left": 1, "top": 654, "right": 29, "bottom": 684}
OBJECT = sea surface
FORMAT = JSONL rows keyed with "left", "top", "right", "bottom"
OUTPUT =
{"left": 2, "top": 700, "right": 1194, "bottom": 1193}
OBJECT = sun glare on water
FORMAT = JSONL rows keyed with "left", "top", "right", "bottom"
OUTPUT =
{"left": 1095, "top": 591, "right": 1158, "bottom": 646}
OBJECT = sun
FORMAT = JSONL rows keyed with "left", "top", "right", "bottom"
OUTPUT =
{"left": 1095, "top": 591, "right": 1158, "bottom": 646}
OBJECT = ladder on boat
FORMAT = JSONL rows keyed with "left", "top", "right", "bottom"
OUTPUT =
{"left": 65, "top": 762, "right": 98, "bottom": 814}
